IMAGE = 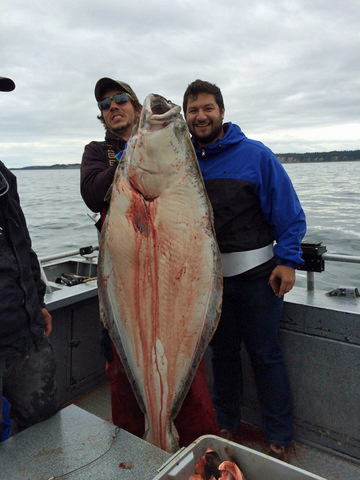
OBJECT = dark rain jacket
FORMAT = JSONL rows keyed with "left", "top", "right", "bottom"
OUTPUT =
{"left": 193, "top": 123, "right": 306, "bottom": 279}
{"left": 80, "top": 131, "right": 127, "bottom": 213}
{"left": 0, "top": 161, "right": 46, "bottom": 357}
{"left": 80, "top": 130, "right": 126, "bottom": 363}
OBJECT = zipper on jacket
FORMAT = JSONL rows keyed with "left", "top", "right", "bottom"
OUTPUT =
{"left": 201, "top": 148, "right": 205, "bottom": 157}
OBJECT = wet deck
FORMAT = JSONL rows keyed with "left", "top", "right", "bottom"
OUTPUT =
{"left": 73, "top": 380, "right": 360, "bottom": 480}
{"left": 0, "top": 404, "right": 169, "bottom": 480}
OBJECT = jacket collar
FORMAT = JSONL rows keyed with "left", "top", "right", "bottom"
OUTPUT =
{"left": 105, "top": 130, "right": 127, "bottom": 150}
{"left": 191, "top": 122, "right": 245, "bottom": 156}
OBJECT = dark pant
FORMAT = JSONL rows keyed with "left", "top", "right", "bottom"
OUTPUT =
{"left": 106, "top": 343, "right": 220, "bottom": 447}
{"left": 210, "top": 275, "right": 292, "bottom": 446}
{"left": 0, "top": 337, "right": 59, "bottom": 439}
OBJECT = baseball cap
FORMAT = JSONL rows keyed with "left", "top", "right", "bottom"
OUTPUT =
{"left": 0, "top": 76, "right": 15, "bottom": 92}
{"left": 94, "top": 77, "right": 139, "bottom": 103}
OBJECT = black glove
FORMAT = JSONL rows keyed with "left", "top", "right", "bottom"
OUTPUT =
{"left": 100, "top": 325, "right": 113, "bottom": 363}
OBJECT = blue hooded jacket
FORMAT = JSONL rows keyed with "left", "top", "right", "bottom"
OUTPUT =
{"left": 192, "top": 123, "right": 306, "bottom": 273}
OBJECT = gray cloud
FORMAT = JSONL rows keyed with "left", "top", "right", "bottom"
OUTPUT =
{"left": 1, "top": 0, "right": 359, "bottom": 167}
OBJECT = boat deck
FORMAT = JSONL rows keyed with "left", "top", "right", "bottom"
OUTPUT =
{"left": 72, "top": 380, "right": 360, "bottom": 480}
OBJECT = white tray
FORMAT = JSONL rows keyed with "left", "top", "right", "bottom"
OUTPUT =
{"left": 153, "top": 434, "right": 327, "bottom": 480}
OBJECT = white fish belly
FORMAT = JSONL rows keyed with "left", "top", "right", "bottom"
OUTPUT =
{"left": 98, "top": 95, "right": 222, "bottom": 453}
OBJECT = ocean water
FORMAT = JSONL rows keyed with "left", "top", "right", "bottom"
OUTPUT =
{"left": 283, "top": 161, "right": 360, "bottom": 290}
{"left": 13, "top": 161, "right": 360, "bottom": 292}
{"left": 14, "top": 168, "right": 99, "bottom": 256}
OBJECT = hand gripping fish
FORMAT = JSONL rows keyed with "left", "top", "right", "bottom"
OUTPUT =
{"left": 98, "top": 94, "right": 223, "bottom": 453}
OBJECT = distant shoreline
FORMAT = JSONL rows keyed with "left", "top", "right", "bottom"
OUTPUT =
{"left": 10, "top": 150, "right": 360, "bottom": 170}
{"left": 11, "top": 164, "right": 81, "bottom": 170}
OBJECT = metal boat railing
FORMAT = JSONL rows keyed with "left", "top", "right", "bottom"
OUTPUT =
{"left": 323, "top": 253, "right": 360, "bottom": 264}
{"left": 299, "top": 242, "right": 360, "bottom": 292}
{"left": 39, "top": 245, "right": 99, "bottom": 263}
{"left": 305, "top": 252, "right": 360, "bottom": 292}
{"left": 39, "top": 246, "right": 99, "bottom": 294}
{"left": 39, "top": 243, "right": 359, "bottom": 295}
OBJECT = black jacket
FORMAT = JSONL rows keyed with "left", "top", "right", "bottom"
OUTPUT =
{"left": 80, "top": 131, "right": 126, "bottom": 213}
{"left": 80, "top": 131, "right": 126, "bottom": 363}
{"left": 0, "top": 161, "right": 46, "bottom": 356}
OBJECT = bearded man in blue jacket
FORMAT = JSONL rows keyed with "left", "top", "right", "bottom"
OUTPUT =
{"left": 183, "top": 79, "right": 306, "bottom": 462}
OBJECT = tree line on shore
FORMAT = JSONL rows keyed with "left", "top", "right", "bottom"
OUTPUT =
{"left": 276, "top": 150, "right": 360, "bottom": 164}
{"left": 10, "top": 150, "right": 360, "bottom": 169}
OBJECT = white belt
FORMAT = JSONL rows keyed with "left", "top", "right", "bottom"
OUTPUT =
{"left": 221, "top": 244, "right": 274, "bottom": 277}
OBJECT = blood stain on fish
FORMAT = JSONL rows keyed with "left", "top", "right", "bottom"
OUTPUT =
{"left": 98, "top": 94, "right": 222, "bottom": 452}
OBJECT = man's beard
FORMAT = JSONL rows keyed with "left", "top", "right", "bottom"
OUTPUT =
{"left": 112, "top": 120, "right": 133, "bottom": 135}
{"left": 192, "top": 122, "right": 223, "bottom": 146}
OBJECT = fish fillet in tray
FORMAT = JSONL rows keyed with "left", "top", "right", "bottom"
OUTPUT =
{"left": 153, "top": 434, "right": 327, "bottom": 480}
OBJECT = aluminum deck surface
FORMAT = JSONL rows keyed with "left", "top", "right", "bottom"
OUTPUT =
{"left": 1, "top": 384, "right": 359, "bottom": 479}
{"left": 0, "top": 404, "right": 170, "bottom": 480}
{"left": 73, "top": 381, "right": 360, "bottom": 480}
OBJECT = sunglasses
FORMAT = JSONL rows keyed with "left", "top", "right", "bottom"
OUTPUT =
{"left": 98, "top": 93, "right": 132, "bottom": 111}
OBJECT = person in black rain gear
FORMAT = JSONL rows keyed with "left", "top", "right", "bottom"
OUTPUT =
{"left": 0, "top": 76, "right": 58, "bottom": 440}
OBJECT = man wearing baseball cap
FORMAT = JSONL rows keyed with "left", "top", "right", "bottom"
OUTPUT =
{"left": 0, "top": 76, "right": 59, "bottom": 440}
{"left": 80, "top": 78, "right": 220, "bottom": 446}
{"left": 81, "top": 77, "right": 142, "bottom": 214}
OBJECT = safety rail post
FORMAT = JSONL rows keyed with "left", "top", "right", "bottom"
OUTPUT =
{"left": 300, "top": 243, "right": 360, "bottom": 291}
{"left": 299, "top": 242, "right": 327, "bottom": 291}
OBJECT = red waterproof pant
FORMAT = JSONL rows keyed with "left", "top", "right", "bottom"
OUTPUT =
{"left": 106, "top": 343, "right": 220, "bottom": 446}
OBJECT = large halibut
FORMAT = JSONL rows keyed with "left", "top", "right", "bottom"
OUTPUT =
{"left": 98, "top": 94, "right": 222, "bottom": 453}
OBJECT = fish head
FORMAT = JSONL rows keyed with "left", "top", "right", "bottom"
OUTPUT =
{"left": 125, "top": 94, "right": 193, "bottom": 200}
{"left": 140, "top": 94, "right": 181, "bottom": 130}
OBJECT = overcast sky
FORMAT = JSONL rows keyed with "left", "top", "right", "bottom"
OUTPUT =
{"left": 1, "top": 0, "right": 359, "bottom": 168}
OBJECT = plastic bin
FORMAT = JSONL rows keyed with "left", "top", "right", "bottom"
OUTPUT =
{"left": 153, "top": 434, "right": 326, "bottom": 480}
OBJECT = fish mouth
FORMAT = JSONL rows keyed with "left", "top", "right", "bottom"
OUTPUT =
{"left": 151, "top": 95, "right": 173, "bottom": 115}
{"left": 143, "top": 94, "right": 181, "bottom": 128}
